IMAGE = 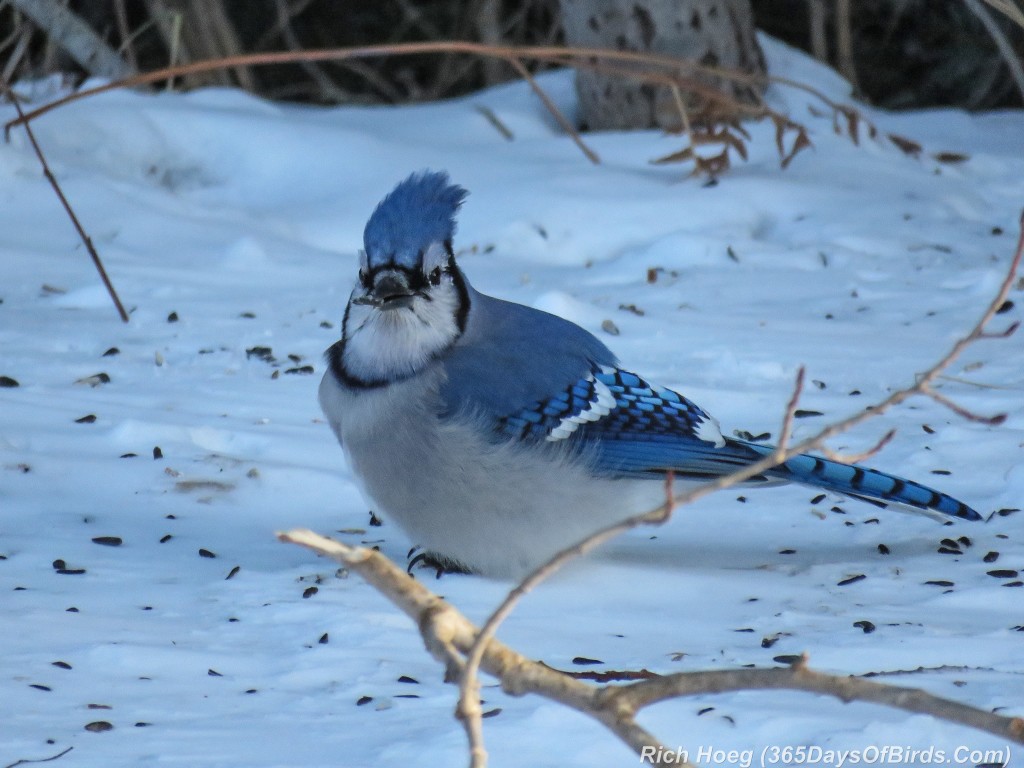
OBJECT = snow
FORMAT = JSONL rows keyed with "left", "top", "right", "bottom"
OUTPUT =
{"left": 2, "top": 36, "right": 1022, "bottom": 767}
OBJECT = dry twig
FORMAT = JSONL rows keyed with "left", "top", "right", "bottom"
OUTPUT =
{"left": 0, "top": 82, "right": 130, "bottom": 322}
{"left": 278, "top": 531, "right": 1024, "bottom": 767}
{"left": 3, "top": 41, "right": 880, "bottom": 176}
{"left": 2, "top": 746, "right": 74, "bottom": 768}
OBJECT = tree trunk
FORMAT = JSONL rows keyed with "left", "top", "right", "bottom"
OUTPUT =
{"left": 558, "top": 0, "right": 767, "bottom": 130}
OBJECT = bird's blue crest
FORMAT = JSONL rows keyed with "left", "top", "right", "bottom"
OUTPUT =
{"left": 363, "top": 171, "right": 468, "bottom": 269}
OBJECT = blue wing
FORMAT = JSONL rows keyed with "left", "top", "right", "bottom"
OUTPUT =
{"left": 438, "top": 285, "right": 979, "bottom": 523}
{"left": 497, "top": 365, "right": 731, "bottom": 474}
{"left": 498, "top": 365, "right": 982, "bottom": 522}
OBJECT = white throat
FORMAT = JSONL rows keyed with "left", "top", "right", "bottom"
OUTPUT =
{"left": 341, "top": 284, "right": 463, "bottom": 383}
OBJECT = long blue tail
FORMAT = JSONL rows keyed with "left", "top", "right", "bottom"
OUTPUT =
{"left": 731, "top": 438, "right": 982, "bottom": 521}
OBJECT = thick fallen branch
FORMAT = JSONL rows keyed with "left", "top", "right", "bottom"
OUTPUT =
{"left": 276, "top": 529, "right": 668, "bottom": 758}
{"left": 278, "top": 530, "right": 1024, "bottom": 768}
{"left": 8, "top": 0, "right": 135, "bottom": 79}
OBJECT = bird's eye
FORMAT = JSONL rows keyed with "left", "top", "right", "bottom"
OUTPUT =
{"left": 358, "top": 268, "right": 370, "bottom": 287}
{"left": 428, "top": 266, "right": 442, "bottom": 286}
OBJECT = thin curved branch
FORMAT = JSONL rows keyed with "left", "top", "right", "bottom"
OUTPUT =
{"left": 3, "top": 40, "right": 856, "bottom": 134}
{"left": 455, "top": 471, "right": 677, "bottom": 765}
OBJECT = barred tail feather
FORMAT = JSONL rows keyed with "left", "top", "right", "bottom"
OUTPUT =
{"left": 734, "top": 438, "right": 982, "bottom": 522}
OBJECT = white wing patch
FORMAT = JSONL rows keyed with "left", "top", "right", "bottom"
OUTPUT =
{"left": 695, "top": 415, "right": 726, "bottom": 447}
{"left": 545, "top": 373, "right": 616, "bottom": 442}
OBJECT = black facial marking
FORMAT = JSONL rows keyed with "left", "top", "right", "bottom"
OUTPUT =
{"left": 332, "top": 255, "right": 472, "bottom": 390}
{"left": 449, "top": 261, "right": 471, "bottom": 333}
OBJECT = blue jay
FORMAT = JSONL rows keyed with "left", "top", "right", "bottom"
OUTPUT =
{"left": 319, "top": 171, "right": 981, "bottom": 578}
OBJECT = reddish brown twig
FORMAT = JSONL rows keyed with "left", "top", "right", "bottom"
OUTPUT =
{"left": 2, "top": 745, "right": 74, "bottom": 768}
{"left": 819, "top": 428, "right": 896, "bottom": 464}
{"left": 1, "top": 83, "right": 130, "bottom": 323}
{"left": 504, "top": 56, "right": 598, "bottom": 164}
{"left": 1, "top": 41, "right": 866, "bottom": 176}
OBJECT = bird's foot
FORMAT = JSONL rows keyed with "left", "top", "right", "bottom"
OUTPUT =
{"left": 406, "top": 547, "right": 473, "bottom": 579}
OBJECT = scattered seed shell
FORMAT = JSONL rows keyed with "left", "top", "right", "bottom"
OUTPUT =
{"left": 773, "top": 655, "right": 802, "bottom": 665}
{"left": 75, "top": 373, "right": 110, "bottom": 387}
{"left": 988, "top": 569, "right": 1019, "bottom": 579}
{"left": 837, "top": 574, "right": 866, "bottom": 586}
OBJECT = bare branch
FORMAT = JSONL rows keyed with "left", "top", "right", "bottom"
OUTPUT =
{"left": 921, "top": 385, "right": 1008, "bottom": 426}
{"left": 3, "top": 41, "right": 868, "bottom": 153}
{"left": 276, "top": 530, "right": 672, "bottom": 761}
{"left": 818, "top": 428, "right": 896, "bottom": 464}
{"left": 605, "top": 657, "right": 1024, "bottom": 743}
{"left": 473, "top": 104, "right": 514, "bottom": 140}
{"left": 455, "top": 485, "right": 675, "bottom": 764}
{"left": 278, "top": 529, "right": 1024, "bottom": 760}
{"left": 0, "top": 83, "right": 130, "bottom": 323}
{"left": 504, "top": 56, "right": 599, "bottom": 165}
{"left": 776, "top": 364, "right": 805, "bottom": 453}
{"left": 3, "top": 746, "right": 74, "bottom": 768}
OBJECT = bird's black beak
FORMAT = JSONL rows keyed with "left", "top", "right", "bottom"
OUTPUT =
{"left": 352, "top": 271, "right": 416, "bottom": 310}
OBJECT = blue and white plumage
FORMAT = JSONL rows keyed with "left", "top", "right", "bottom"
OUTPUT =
{"left": 319, "top": 171, "right": 981, "bottom": 578}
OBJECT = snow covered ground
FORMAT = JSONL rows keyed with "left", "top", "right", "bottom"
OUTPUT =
{"left": 1, "top": 37, "right": 1022, "bottom": 768}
